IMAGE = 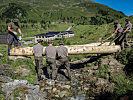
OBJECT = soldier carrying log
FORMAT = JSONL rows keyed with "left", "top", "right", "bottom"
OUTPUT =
{"left": 44, "top": 41, "right": 57, "bottom": 80}
{"left": 56, "top": 40, "right": 71, "bottom": 81}
{"left": 33, "top": 39, "right": 44, "bottom": 81}
{"left": 119, "top": 18, "right": 132, "bottom": 48}
{"left": 7, "top": 19, "right": 22, "bottom": 55}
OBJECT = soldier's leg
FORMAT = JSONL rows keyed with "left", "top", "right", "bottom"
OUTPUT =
{"left": 119, "top": 34, "right": 126, "bottom": 50}
{"left": 125, "top": 32, "right": 130, "bottom": 46}
{"left": 114, "top": 34, "right": 119, "bottom": 45}
{"left": 8, "top": 34, "right": 13, "bottom": 55}
{"left": 35, "top": 58, "right": 40, "bottom": 79}
{"left": 51, "top": 59, "right": 57, "bottom": 80}
{"left": 64, "top": 58, "right": 71, "bottom": 78}
{"left": 46, "top": 59, "right": 52, "bottom": 79}
{"left": 38, "top": 57, "right": 43, "bottom": 78}
{"left": 14, "top": 35, "right": 19, "bottom": 48}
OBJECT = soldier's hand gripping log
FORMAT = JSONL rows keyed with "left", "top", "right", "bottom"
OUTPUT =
{"left": 98, "top": 34, "right": 114, "bottom": 46}
{"left": 109, "top": 34, "right": 122, "bottom": 46}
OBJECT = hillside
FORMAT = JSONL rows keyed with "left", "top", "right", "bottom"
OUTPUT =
{"left": 0, "top": 0, "right": 126, "bottom": 36}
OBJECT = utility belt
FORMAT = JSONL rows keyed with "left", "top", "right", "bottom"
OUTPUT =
{"left": 35, "top": 56, "right": 43, "bottom": 59}
{"left": 46, "top": 57, "right": 56, "bottom": 60}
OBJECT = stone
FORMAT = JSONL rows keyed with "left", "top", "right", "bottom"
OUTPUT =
{"left": 61, "top": 85, "right": 71, "bottom": 89}
{"left": 0, "top": 64, "right": 14, "bottom": 76}
{"left": 52, "top": 88, "right": 57, "bottom": 92}
{"left": 0, "top": 75, "right": 13, "bottom": 83}
{"left": 58, "top": 91, "right": 69, "bottom": 98}
{"left": 70, "top": 97, "right": 75, "bottom": 100}
{"left": 41, "top": 88, "right": 45, "bottom": 91}
{"left": 41, "top": 83, "right": 45, "bottom": 87}
{"left": 8, "top": 56, "right": 28, "bottom": 61}
{"left": 47, "top": 80, "right": 55, "bottom": 85}
{"left": 55, "top": 95, "right": 60, "bottom": 98}
{"left": 84, "top": 87, "right": 89, "bottom": 91}
{"left": 45, "top": 87, "right": 52, "bottom": 90}
{"left": 95, "top": 78, "right": 108, "bottom": 86}
{"left": 15, "top": 66, "right": 30, "bottom": 77}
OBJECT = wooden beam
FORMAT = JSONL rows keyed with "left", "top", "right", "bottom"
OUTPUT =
{"left": 10, "top": 42, "right": 120, "bottom": 56}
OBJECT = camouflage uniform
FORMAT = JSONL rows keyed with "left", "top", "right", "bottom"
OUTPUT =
{"left": 8, "top": 22, "right": 19, "bottom": 49}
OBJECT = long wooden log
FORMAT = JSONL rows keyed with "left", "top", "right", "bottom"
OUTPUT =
{"left": 10, "top": 42, "right": 120, "bottom": 56}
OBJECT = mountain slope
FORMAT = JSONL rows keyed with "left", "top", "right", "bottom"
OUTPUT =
{"left": 0, "top": 0, "right": 127, "bottom": 38}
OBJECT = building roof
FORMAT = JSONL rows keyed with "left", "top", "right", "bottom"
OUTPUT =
{"left": 35, "top": 31, "right": 74, "bottom": 37}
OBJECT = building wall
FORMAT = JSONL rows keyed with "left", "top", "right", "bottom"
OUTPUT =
{"left": 35, "top": 33, "right": 74, "bottom": 43}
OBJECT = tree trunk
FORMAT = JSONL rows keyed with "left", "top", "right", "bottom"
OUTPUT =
{"left": 10, "top": 42, "right": 120, "bottom": 56}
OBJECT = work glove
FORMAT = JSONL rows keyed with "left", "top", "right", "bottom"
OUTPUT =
{"left": 13, "top": 31, "right": 17, "bottom": 35}
{"left": 19, "top": 36, "right": 22, "bottom": 40}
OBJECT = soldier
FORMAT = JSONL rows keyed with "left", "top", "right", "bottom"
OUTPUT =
{"left": 112, "top": 21, "right": 123, "bottom": 45}
{"left": 33, "top": 39, "right": 44, "bottom": 81}
{"left": 45, "top": 41, "right": 57, "bottom": 80}
{"left": 7, "top": 19, "right": 22, "bottom": 55}
{"left": 57, "top": 40, "right": 71, "bottom": 81}
{"left": 120, "top": 18, "right": 132, "bottom": 48}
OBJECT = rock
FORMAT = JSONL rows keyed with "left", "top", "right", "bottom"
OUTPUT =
{"left": 0, "top": 53, "right": 3, "bottom": 57}
{"left": 45, "top": 87, "right": 52, "bottom": 90}
{"left": 95, "top": 78, "right": 108, "bottom": 86}
{"left": 55, "top": 95, "right": 60, "bottom": 98}
{"left": 52, "top": 88, "right": 57, "bottom": 92}
{"left": 2, "top": 79, "right": 47, "bottom": 100}
{"left": 76, "top": 96, "right": 87, "bottom": 100}
{"left": 8, "top": 56, "right": 28, "bottom": 61}
{"left": 0, "top": 75, "right": 13, "bottom": 82}
{"left": 84, "top": 87, "right": 89, "bottom": 91}
{"left": 61, "top": 85, "right": 71, "bottom": 89}
{"left": 70, "top": 97, "right": 75, "bottom": 100}
{"left": 41, "top": 87, "right": 45, "bottom": 91}
{"left": 58, "top": 91, "right": 69, "bottom": 98}
{"left": 0, "top": 64, "right": 15, "bottom": 77}
{"left": 46, "top": 80, "right": 55, "bottom": 85}
{"left": 15, "top": 66, "right": 30, "bottom": 77}
{"left": 40, "top": 83, "right": 45, "bottom": 87}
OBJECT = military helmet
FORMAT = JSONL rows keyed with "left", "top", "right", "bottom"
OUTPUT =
{"left": 125, "top": 18, "right": 130, "bottom": 22}
{"left": 114, "top": 20, "right": 118, "bottom": 25}
{"left": 13, "top": 19, "right": 19, "bottom": 23}
{"left": 58, "top": 40, "right": 64, "bottom": 45}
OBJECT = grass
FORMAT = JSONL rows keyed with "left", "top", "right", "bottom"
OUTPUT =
{"left": 0, "top": 45, "right": 40, "bottom": 84}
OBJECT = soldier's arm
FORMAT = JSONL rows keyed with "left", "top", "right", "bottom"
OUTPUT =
{"left": 58, "top": 53, "right": 60, "bottom": 56}
{"left": 8, "top": 26, "right": 14, "bottom": 33}
{"left": 123, "top": 27, "right": 129, "bottom": 33}
{"left": 113, "top": 28, "right": 119, "bottom": 34}
{"left": 42, "top": 51, "right": 45, "bottom": 56}
{"left": 18, "top": 28, "right": 22, "bottom": 35}
{"left": 66, "top": 48, "right": 68, "bottom": 56}
{"left": 32, "top": 50, "right": 35, "bottom": 55}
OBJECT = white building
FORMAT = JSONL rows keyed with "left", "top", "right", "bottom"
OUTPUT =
{"left": 35, "top": 31, "right": 74, "bottom": 43}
